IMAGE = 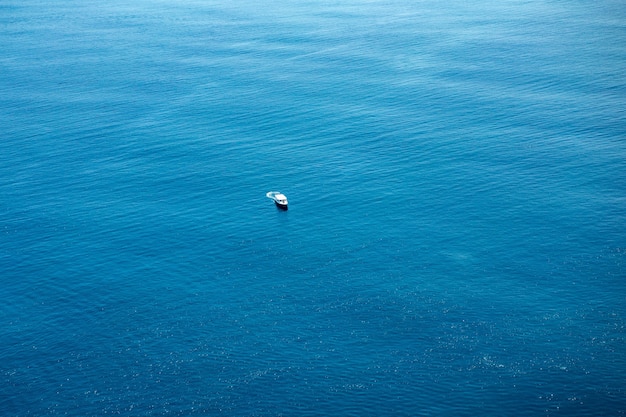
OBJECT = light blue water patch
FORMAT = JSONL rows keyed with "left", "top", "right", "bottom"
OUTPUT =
{"left": 1, "top": 0, "right": 625, "bottom": 415}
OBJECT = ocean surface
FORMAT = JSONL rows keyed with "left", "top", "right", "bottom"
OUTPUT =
{"left": 1, "top": 1, "right": 625, "bottom": 415}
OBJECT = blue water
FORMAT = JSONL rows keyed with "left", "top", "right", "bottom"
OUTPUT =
{"left": 1, "top": 1, "right": 625, "bottom": 415}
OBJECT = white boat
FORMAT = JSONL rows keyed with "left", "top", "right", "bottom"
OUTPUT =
{"left": 266, "top": 191, "right": 288, "bottom": 210}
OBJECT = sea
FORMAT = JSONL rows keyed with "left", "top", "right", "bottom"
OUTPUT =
{"left": 1, "top": 1, "right": 625, "bottom": 415}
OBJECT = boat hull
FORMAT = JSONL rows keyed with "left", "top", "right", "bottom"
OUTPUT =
{"left": 275, "top": 202, "right": 288, "bottom": 210}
